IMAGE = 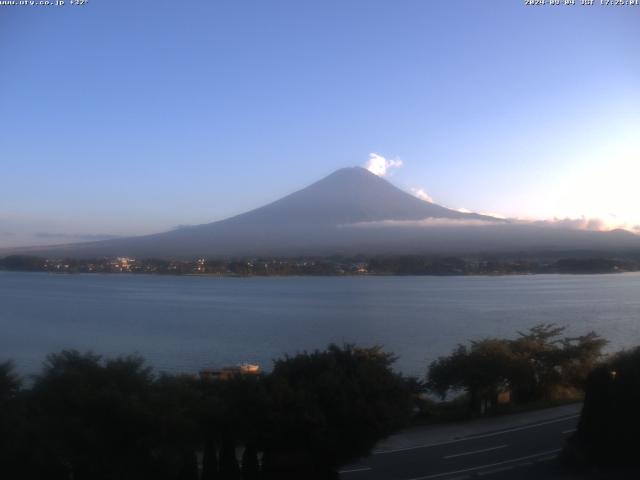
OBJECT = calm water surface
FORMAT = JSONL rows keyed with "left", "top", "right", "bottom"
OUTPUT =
{"left": 2, "top": 271, "right": 640, "bottom": 376}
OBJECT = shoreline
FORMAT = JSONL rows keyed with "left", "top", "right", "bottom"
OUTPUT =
{"left": 1, "top": 269, "right": 639, "bottom": 278}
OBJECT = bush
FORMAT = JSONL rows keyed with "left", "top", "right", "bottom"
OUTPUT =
{"left": 0, "top": 344, "right": 412, "bottom": 480}
{"left": 263, "top": 344, "right": 413, "bottom": 478}
{"left": 568, "top": 347, "right": 640, "bottom": 467}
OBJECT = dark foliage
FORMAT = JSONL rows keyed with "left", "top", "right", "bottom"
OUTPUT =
{"left": 24, "top": 351, "right": 201, "bottom": 480}
{"left": 568, "top": 347, "right": 640, "bottom": 467}
{"left": 262, "top": 344, "right": 413, "bottom": 478}
{"left": 0, "top": 360, "right": 20, "bottom": 402}
{"left": 240, "top": 444, "right": 260, "bottom": 480}
{"left": 0, "top": 344, "right": 411, "bottom": 479}
{"left": 0, "top": 254, "right": 46, "bottom": 271}
{"left": 555, "top": 258, "right": 619, "bottom": 274}
{"left": 0, "top": 361, "right": 25, "bottom": 475}
{"left": 427, "top": 324, "right": 606, "bottom": 415}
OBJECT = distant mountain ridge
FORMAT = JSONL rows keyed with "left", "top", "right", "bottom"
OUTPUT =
{"left": 3, "top": 167, "right": 640, "bottom": 259}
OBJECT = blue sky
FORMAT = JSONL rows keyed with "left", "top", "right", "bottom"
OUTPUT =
{"left": 1, "top": 0, "right": 639, "bottom": 246}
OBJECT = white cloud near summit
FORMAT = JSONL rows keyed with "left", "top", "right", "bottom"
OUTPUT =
{"left": 346, "top": 218, "right": 501, "bottom": 229}
{"left": 365, "top": 153, "right": 403, "bottom": 177}
{"left": 411, "top": 188, "right": 434, "bottom": 203}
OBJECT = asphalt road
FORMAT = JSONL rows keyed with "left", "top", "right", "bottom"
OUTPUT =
{"left": 339, "top": 409, "right": 580, "bottom": 480}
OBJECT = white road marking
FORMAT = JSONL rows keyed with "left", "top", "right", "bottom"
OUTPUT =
{"left": 562, "top": 428, "right": 576, "bottom": 434}
{"left": 477, "top": 465, "right": 514, "bottom": 476}
{"left": 443, "top": 444, "right": 508, "bottom": 459}
{"left": 338, "top": 466, "right": 372, "bottom": 474}
{"left": 512, "top": 461, "right": 534, "bottom": 468}
{"left": 406, "top": 448, "right": 562, "bottom": 480}
{"left": 374, "top": 415, "right": 579, "bottom": 455}
{"left": 534, "top": 454, "right": 559, "bottom": 463}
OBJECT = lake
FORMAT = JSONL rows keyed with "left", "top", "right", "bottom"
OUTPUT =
{"left": 2, "top": 271, "right": 640, "bottom": 377}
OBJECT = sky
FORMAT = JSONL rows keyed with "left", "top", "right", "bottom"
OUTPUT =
{"left": 1, "top": 0, "right": 639, "bottom": 247}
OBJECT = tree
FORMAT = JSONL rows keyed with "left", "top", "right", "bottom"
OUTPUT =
{"left": 0, "top": 360, "right": 21, "bottom": 403}
{"left": 0, "top": 361, "right": 25, "bottom": 478}
{"left": 427, "top": 325, "right": 607, "bottom": 414}
{"left": 0, "top": 255, "right": 45, "bottom": 271}
{"left": 178, "top": 451, "right": 199, "bottom": 480}
{"left": 198, "top": 372, "right": 269, "bottom": 479}
{"left": 427, "top": 340, "right": 514, "bottom": 415}
{"left": 567, "top": 347, "right": 640, "bottom": 468}
{"left": 509, "top": 324, "right": 606, "bottom": 402}
{"left": 149, "top": 373, "right": 203, "bottom": 480}
{"left": 262, "top": 344, "right": 412, "bottom": 479}
{"left": 26, "top": 351, "right": 157, "bottom": 479}
{"left": 1, "top": 345, "right": 418, "bottom": 479}
{"left": 201, "top": 436, "right": 220, "bottom": 480}
{"left": 218, "top": 434, "right": 240, "bottom": 480}
{"left": 560, "top": 331, "right": 608, "bottom": 390}
{"left": 241, "top": 444, "right": 260, "bottom": 480}
{"left": 23, "top": 350, "right": 205, "bottom": 480}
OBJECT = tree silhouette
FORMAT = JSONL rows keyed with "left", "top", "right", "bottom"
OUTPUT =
{"left": 202, "top": 436, "right": 220, "bottom": 480}
{"left": 241, "top": 444, "right": 260, "bottom": 480}
{"left": 218, "top": 433, "right": 240, "bottom": 479}
{"left": 567, "top": 346, "right": 640, "bottom": 468}
{"left": 20, "top": 351, "right": 207, "bottom": 480}
{"left": 0, "top": 361, "right": 26, "bottom": 478}
{"left": 428, "top": 340, "right": 513, "bottom": 414}
{"left": 0, "top": 360, "right": 20, "bottom": 402}
{"left": 262, "top": 344, "right": 412, "bottom": 478}
{"left": 427, "top": 324, "right": 607, "bottom": 414}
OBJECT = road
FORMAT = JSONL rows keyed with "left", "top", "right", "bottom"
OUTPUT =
{"left": 339, "top": 405, "right": 581, "bottom": 480}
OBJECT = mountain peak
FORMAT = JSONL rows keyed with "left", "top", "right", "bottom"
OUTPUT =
{"left": 227, "top": 165, "right": 486, "bottom": 228}
{"left": 314, "top": 166, "right": 383, "bottom": 186}
{"left": 327, "top": 166, "right": 376, "bottom": 177}
{"left": 4, "top": 166, "right": 497, "bottom": 258}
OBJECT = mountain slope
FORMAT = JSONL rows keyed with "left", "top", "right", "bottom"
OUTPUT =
{"left": 218, "top": 167, "right": 491, "bottom": 227}
{"left": 3, "top": 167, "right": 639, "bottom": 259}
{"left": 4, "top": 168, "right": 494, "bottom": 258}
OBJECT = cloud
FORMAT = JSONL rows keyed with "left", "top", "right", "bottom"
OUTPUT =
{"left": 342, "top": 215, "right": 640, "bottom": 234}
{"left": 479, "top": 211, "right": 507, "bottom": 219}
{"left": 511, "top": 216, "right": 640, "bottom": 234}
{"left": 411, "top": 188, "right": 433, "bottom": 203}
{"left": 365, "top": 153, "right": 403, "bottom": 177}
{"left": 451, "top": 207, "right": 508, "bottom": 219}
{"left": 345, "top": 218, "right": 503, "bottom": 229}
{"left": 531, "top": 217, "right": 609, "bottom": 231}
